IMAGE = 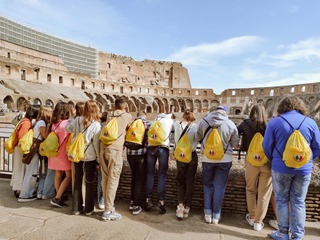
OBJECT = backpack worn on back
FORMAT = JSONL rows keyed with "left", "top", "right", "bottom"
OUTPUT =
{"left": 66, "top": 133, "right": 74, "bottom": 155}
{"left": 148, "top": 118, "right": 167, "bottom": 146}
{"left": 276, "top": 116, "right": 311, "bottom": 169}
{"left": 39, "top": 121, "right": 66, "bottom": 158}
{"left": 201, "top": 119, "right": 227, "bottom": 160}
{"left": 124, "top": 119, "right": 146, "bottom": 150}
{"left": 18, "top": 129, "right": 34, "bottom": 154}
{"left": 244, "top": 121, "right": 268, "bottom": 166}
{"left": 174, "top": 123, "right": 192, "bottom": 163}
{"left": 67, "top": 120, "right": 93, "bottom": 163}
{"left": 99, "top": 113, "right": 124, "bottom": 145}
{"left": 5, "top": 119, "right": 27, "bottom": 154}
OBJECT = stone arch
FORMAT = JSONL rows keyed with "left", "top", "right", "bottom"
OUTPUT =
{"left": 153, "top": 100, "right": 158, "bottom": 113}
{"left": 139, "top": 97, "right": 148, "bottom": 105}
{"left": 84, "top": 91, "right": 94, "bottom": 100}
{"left": 308, "top": 96, "right": 315, "bottom": 103}
{"left": 169, "top": 98, "right": 179, "bottom": 112}
{"left": 178, "top": 99, "right": 186, "bottom": 112}
{"left": 127, "top": 99, "right": 137, "bottom": 112}
{"left": 146, "top": 106, "right": 152, "bottom": 113}
{"left": 17, "top": 97, "right": 27, "bottom": 110}
{"left": 202, "top": 99, "right": 209, "bottom": 112}
{"left": 4, "top": 95, "right": 14, "bottom": 110}
{"left": 45, "top": 99, "right": 54, "bottom": 108}
{"left": 194, "top": 99, "right": 202, "bottom": 113}
{"left": 210, "top": 100, "right": 219, "bottom": 111}
{"left": 154, "top": 98, "right": 164, "bottom": 113}
{"left": 33, "top": 98, "right": 42, "bottom": 106}
{"left": 257, "top": 99, "right": 264, "bottom": 104}
{"left": 130, "top": 96, "right": 140, "bottom": 111}
{"left": 162, "top": 98, "right": 169, "bottom": 113}
{"left": 186, "top": 99, "right": 193, "bottom": 111}
{"left": 235, "top": 109, "right": 241, "bottom": 115}
{"left": 266, "top": 99, "right": 273, "bottom": 109}
{"left": 104, "top": 94, "right": 115, "bottom": 103}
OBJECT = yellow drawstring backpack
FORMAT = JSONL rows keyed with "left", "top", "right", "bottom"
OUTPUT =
{"left": 124, "top": 119, "right": 146, "bottom": 150}
{"left": 100, "top": 113, "right": 124, "bottom": 145}
{"left": 39, "top": 121, "right": 66, "bottom": 158}
{"left": 174, "top": 123, "right": 192, "bottom": 163}
{"left": 201, "top": 119, "right": 225, "bottom": 160}
{"left": 5, "top": 119, "right": 26, "bottom": 154}
{"left": 148, "top": 119, "right": 166, "bottom": 146}
{"left": 68, "top": 120, "right": 94, "bottom": 163}
{"left": 18, "top": 129, "right": 34, "bottom": 154}
{"left": 276, "top": 116, "right": 311, "bottom": 168}
{"left": 66, "top": 133, "right": 73, "bottom": 155}
{"left": 247, "top": 133, "right": 268, "bottom": 166}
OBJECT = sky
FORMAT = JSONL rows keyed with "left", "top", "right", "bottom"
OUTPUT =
{"left": 1, "top": 0, "right": 320, "bottom": 94}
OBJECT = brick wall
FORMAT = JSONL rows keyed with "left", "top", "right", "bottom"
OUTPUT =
{"left": 115, "top": 156, "right": 320, "bottom": 222}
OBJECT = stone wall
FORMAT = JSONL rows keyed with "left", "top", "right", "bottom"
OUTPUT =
{"left": 115, "top": 155, "right": 320, "bottom": 222}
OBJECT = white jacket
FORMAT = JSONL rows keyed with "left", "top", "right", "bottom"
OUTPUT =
{"left": 174, "top": 121, "right": 198, "bottom": 151}
{"left": 65, "top": 116, "right": 101, "bottom": 162}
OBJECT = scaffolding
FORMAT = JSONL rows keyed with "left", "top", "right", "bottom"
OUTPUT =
{"left": 0, "top": 15, "right": 99, "bottom": 79}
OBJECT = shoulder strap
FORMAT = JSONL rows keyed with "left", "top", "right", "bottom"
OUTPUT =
{"left": 52, "top": 120, "right": 63, "bottom": 133}
{"left": 178, "top": 123, "right": 191, "bottom": 142}
{"left": 199, "top": 119, "right": 212, "bottom": 144}
{"left": 279, "top": 116, "right": 294, "bottom": 129}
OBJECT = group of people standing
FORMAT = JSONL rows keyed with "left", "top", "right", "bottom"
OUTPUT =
{"left": 8, "top": 96, "right": 320, "bottom": 240}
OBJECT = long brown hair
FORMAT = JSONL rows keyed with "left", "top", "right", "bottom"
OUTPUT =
{"left": 36, "top": 106, "right": 53, "bottom": 124}
{"left": 51, "top": 102, "right": 70, "bottom": 124}
{"left": 75, "top": 102, "right": 85, "bottom": 117}
{"left": 277, "top": 96, "right": 308, "bottom": 116}
{"left": 249, "top": 104, "right": 267, "bottom": 132}
{"left": 83, "top": 100, "right": 99, "bottom": 128}
{"left": 183, "top": 109, "right": 196, "bottom": 122}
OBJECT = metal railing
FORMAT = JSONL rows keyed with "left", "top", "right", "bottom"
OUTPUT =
{"left": 0, "top": 136, "right": 13, "bottom": 174}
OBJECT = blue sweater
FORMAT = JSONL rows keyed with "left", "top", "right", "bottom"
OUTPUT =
{"left": 262, "top": 110, "right": 320, "bottom": 175}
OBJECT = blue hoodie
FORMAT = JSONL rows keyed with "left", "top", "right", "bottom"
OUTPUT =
{"left": 262, "top": 110, "right": 320, "bottom": 175}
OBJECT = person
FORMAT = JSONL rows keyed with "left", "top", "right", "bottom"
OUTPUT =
{"left": 18, "top": 106, "right": 54, "bottom": 202}
{"left": 97, "top": 111, "right": 108, "bottom": 209}
{"left": 10, "top": 105, "right": 38, "bottom": 198}
{"left": 195, "top": 105, "right": 239, "bottom": 224}
{"left": 48, "top": 102, "right": 71, "bottom": 208}
{"left": 100, "top": 97, "right": 132, "bottom": 221}
{"left": 174, "top": 110, "right": 198, "bottom": 219}
{"left": 66, "top": 100, "right": 101, "bottom": 215}
{"left": 145, "top": 113, "right": 174, "bottom": 214}
{"left": 237, "top": 104, "right": 272, "bottom": 231}
{"left": 262, "top": 96, "right": 320, "bottom": 240}
{"left": 11, "top": 100, "right": 30, "bottom": 126}
{"left": 126, "top": 110, "right": 151, "bottom": 215}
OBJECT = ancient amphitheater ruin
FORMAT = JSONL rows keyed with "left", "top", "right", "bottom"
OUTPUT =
{"left": 1, "top": 14, "right": 320, "bottom": 123}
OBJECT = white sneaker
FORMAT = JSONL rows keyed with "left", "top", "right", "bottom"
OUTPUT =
{"left": 269, "top": 219, "right": 279, "bottom": 230}
{"left": 204, "top": 214, "right": 212, "bottom": 224}
{"left": 102, "top": 211, "right": 122, "bottom": 221}
{"left": 253, "top": 222, "right": 264, "bottom": 231}
{"left": 245, "top": 213, "right": 255, "bottom": 226}
{"left": 183, "top": 207, "right": 190, "bottom": 218}
{"left": 37, "top": 194, "right": 42, "bottom": 199}
{"left": 176, "top": 206, "right": 183, "bottom": 219}
{"left": 212, "top": 217, "right": 221, "bottom": 224}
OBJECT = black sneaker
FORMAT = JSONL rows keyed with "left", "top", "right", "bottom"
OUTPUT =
{"left": 61, "top": 195, "right": 68, "bottom": 202}
{"left": 129, "top": 202, "right": 134, "bottom": 211}
{"left": 50, "top": 198, "right": 68, "bottom": 208}
{"left": 158, "top": 202, "right": 166, "bottom": 214}
{"left": 14, "top": 191, "right": 19, "bottom": 198}
{"left": 145, "top": 200, "right": 153, "bottom": 211}
{"left": 132, "top": 206, "right": 142, "bottom": 215}
{"left": 18, "top": 196, "right": 37, "bottom": 202}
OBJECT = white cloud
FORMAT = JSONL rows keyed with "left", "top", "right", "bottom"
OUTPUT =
{"left": 238, "top": 68, "right": 278, "bottom": 81}
{"left": 166, "top": 36, "right": 264, "bottom": 66}
{"left": 288, "top": 5, "right": 299, "bottom": 13}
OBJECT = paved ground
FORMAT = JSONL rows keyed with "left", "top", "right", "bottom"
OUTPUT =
{"left": 0, "top": 179, "right": 319, "bottom": 240}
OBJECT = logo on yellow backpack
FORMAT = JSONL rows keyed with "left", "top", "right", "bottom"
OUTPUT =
{"left": 254, "top": 154, "right": 261, "bottom": 161}
{"left": 204, "top": 129, "right": 224, "bottom": 160}
{"left": 100, "top": 117, "right": 119, "bottom": 145}
{"left": 103, "top": 131, "right": 109, "bottom": 137}
{"left": 208, "top": 149, "right": 216, "bottom": 156}
{"left": 247, "top": 133, "right": 268, "bottom": 166}
{"left": 151, "top": 133, "right": 157, "bottom": 140}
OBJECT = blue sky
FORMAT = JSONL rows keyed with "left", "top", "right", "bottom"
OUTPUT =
{"left": 1, "top": 0, "right": 320, "bottom": 94}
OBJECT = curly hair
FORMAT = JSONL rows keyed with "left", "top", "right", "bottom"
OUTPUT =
{"left": 51, "top": 102, "right": 70, "bottom": 124}
{"left": 277, "top": 96, "right": 308, "bottom": 116}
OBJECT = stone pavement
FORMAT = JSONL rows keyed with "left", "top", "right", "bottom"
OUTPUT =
{"left": 0, "top": 179, "right": 319, "bottom": 240}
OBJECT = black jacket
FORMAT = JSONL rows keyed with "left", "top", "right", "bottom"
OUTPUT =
{"left": 237, "top": 119, "right": 265, "bottom": 152}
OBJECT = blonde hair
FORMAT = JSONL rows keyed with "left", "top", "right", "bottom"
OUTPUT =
{"left": 83, "top": 100, "right": 100, "bottom": 128}
{"left": 36, "top": 105, "right": 53, "bottom": 124}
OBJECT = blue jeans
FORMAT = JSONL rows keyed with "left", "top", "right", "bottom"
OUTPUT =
{"left": 272, "top": 170, "right": 311, "bottom": 239}
{"left": 202, "top": 162, "right": 232, "bottom": 219}
{"left": 146, "top": 147, "right": 169, "bottom": 201}
{"left": 37, "top": 157, "right": 55, "bottom": 197}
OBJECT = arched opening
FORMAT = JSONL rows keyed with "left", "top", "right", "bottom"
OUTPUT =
{"left": 154, "top": 98, "right": 164, "bottom": 113}
{"left": 202, "top": 100, "right": 209, "bottom": 112}
{"left": 84, "top": 92, "right": 94, "bottom": 100}
{"left": 194, "top": 100, "right": 201, "bottom": 113}
{"left": 33, "top": 98, "right": 42, "bottom": 106}
{"left": 178, "top": 99, "right": 186, "bottom": 112}
{"left": 4, "top": 95, "right": 14, "bottom": 110}
{"left": 235, "top": 109, "right": 241, "bottom": 115}
{"left": 17, "top": 97, "right": 26, "bottom": 110}
{"left": 153, "top": 101, "right": 158, "bottom": 113}
{"left": 210, "top": 100, "right": 219, "bottom": 112}
{"left": 147, "top": 106, "right": 152, "bottom": 113}
{"left": 45, "top": 99, "right": 54, "bottom": 108}
{"left": 162, "top": 98, "right": 169, "bottom": 113}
